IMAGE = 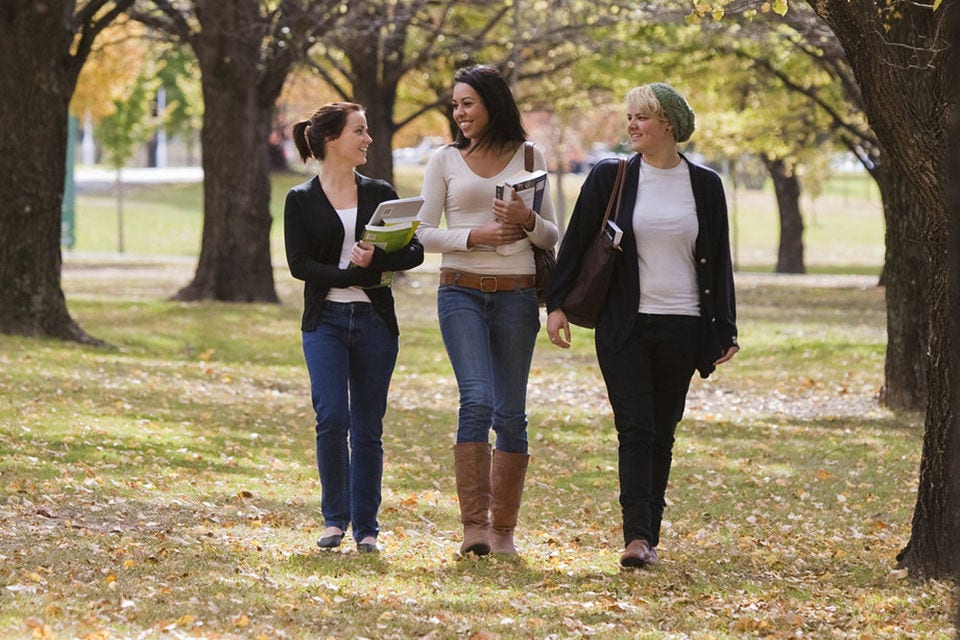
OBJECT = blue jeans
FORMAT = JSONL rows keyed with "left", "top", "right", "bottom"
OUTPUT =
{"left": 301, "top": 301, "right": 398, "bottom": 542}
{"left": 437, "top": 284, "right": 540, "bottom": 453}
{"left": 596, "top": 314, "right": 699, "bottom": 548}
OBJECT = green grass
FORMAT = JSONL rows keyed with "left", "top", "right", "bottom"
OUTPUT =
{"left": 73, "top": 168, "right": 426, "bottom": 263}
{"left": 73, "top": 167, "right": 884, "bottom": 273}
{"left": 727, "top": 180, "right": 883, "bottom": 273}
{"left": 0, "top": 264, "right": 953, "bottom": 639}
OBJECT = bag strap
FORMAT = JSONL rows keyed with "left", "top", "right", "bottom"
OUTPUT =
{"left": 600, "top": 158, "right": 627, "bottom": 227}
{"left": 524, "top": 141, "right": 535, "bottom": 172}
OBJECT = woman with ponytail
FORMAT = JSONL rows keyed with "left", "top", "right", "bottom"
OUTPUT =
{"left": 285, "top": 103, "right": 423, "bottom": 554}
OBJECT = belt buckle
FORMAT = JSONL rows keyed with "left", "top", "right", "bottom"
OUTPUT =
{"left": 479, "top": 276, "right": 498, "bottom": 292}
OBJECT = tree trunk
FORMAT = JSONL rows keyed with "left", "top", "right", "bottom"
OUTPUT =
{"left": 174, "top": 1, "right": 279, "bottom": 303}
{"left": 0, "top": 1, "right": 101, "bottom": 344}
{"left": 351, "top": 48, "right": 399, "bottom": 183}
{"left": 761, "top": 156, "right": 805, "bottom": 274}
{"left": 873, "top": 163, "right": 928, "bottom": 411}
{"left": 355, "top": 82, "right": 398, "bottom": 183}
{"left": 896, "top": 231, "right": 958, "bottom": 579}
{"left": 809, "top": 0, "right": 957, "bottom": 580}
{"left": 951, "top": 2, "right": 960, "bottom": 615}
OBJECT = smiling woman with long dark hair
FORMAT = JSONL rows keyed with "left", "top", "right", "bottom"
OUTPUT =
{"left": 416, "top": 65, "right": 559, "bottom": 558}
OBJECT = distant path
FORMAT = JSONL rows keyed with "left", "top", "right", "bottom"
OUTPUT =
{"left": 734, "top": 272, "right": 879, "bottom": 289}
{"left": 61, "top": 255, "right": 889, "bottom": 422}
{"left": 74, "top": 166, "right": 203, "bottom": 187}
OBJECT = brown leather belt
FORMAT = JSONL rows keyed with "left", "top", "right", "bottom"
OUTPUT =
{"left": 439, "top": 268, "right": 536, "bottom": 292}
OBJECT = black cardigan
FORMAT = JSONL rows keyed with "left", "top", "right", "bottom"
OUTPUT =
{"left": 545, "top": 154, "right": 738, "bottom": 378}
{"left": 284, "top": 173, "right": 424, "bottom": 336}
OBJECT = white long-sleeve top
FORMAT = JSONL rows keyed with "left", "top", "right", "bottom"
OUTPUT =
{"left": 417, "top": 144, "right": 559, "bottom": 275}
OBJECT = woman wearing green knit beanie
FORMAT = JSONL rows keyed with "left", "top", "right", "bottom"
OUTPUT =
{"left": 545, "top": 82, "right": 738, "bottom": 569}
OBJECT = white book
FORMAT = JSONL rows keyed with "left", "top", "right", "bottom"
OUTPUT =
{"left": 367, "top": 196, "right": 425, "bottom": 227}
{"left": 604, "top": 220, "right": 623, "bottom": 246}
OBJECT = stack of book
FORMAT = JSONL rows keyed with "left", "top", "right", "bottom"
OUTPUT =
{"left": 357, "top": 196, "right": 423, "bottom": 287}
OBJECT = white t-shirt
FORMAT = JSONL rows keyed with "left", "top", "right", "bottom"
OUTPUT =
{"left": 326, "top": 206, "right": 371, "bottom": 303}
{"left": 632, "top": 159, "right": 700, "bottom": 316}
{"left": 416, "top": 145, "right": 558, "bottom": 275}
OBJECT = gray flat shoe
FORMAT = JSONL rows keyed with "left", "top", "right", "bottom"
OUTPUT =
{"left": 317, "top": 531, "right": 344, "bottom": 549}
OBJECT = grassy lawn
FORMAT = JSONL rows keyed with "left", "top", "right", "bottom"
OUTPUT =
{"left": 0, "top": 260, "right": 953, "bottom": 638}
{"left": 71, "top": 166, "right": 884, "bottom": 275}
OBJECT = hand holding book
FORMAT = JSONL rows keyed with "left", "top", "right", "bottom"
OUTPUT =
{"left": 494, "top": 169, "right": 547, "bottom": 256}
{"left": 350, "top": 240, "right": 375, "bottom": 268}
{"left": 494, "top": 170, "right": 548, "bottom": 217}
{"left": 352, "top": 219, "right": 420, "bottom": 287}
{"left": 348, "top": 196, "right": 424, "bottom": 288}
{"left": 493, "top": 189, "right": 535, "bottom": 229}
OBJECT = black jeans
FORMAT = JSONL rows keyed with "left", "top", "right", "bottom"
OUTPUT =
{"left": 596, "top": 314, "right": 699, "bottom": 547}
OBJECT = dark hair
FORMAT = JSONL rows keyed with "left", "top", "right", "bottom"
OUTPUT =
{"left": 291, "top": 102, "right": 364, "bottom": 162}
{"left": 451, "top": 64, "right": 527, "bottom": 153}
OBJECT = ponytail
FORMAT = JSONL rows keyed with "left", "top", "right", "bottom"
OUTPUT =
{"left": 291, "top": 120, "right": 314, "bottom": 162}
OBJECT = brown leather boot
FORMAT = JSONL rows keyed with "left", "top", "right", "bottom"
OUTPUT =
{"left": 453, "top": 442, "right": 492, "bottom": 556}
{"left": 620, "top": 538, "right": 653, "bottom": 568}
{"left": 489, "top": 450, "right": 530, "bottom": 556}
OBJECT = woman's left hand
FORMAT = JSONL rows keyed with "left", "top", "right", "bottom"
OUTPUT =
{"left": 493, "top": 189, "right": 535, "bottom": 230}
{"left": 714, "top": 345, "right": 739, "bottom": 365}
{"left": 546, "top": 309, "right": 571, "bottom": 349}
{"left": 351, "top": 241, "right": 375, "bottom": 268}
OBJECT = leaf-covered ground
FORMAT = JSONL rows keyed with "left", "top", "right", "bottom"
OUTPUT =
{"left": 0, "top": 260, "right": 953, "bottom": 639}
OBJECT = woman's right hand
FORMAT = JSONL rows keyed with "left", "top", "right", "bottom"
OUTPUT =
{"left": 546, "top": 309, "right": 571, "bottom": 348}
{"left": 350, "top": 241, "right": 375, "bottom": 268}
{"left": 467, "top": 219, "right": 525, "bottom": 248}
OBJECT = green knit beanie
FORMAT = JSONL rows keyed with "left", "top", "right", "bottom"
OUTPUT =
{"left": 650, "top": 83, "right": 695, "bottom": 143}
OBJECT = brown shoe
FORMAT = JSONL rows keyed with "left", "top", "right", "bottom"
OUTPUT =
{"left": 620, "top": 539, "right": 652, "bottom": 568}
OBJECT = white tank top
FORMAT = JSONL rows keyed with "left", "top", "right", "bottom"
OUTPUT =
{"left": 327, "top": 206, "right": 371, "bottom": 303}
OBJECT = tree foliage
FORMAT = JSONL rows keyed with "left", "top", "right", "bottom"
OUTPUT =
{"left": 154, "top": 45, "right": 203, "bottom": 142}
{"left": 72, "top": 19, "right": 150, "bottom": 121}
{"left": 96, "top": 71, "right": 159, "bottom": 171}
{"left": 307, "top": 0, "right": 634, "bottom": 182}
{"left": 72, "top": 22, "right": 203, "bottom": 165}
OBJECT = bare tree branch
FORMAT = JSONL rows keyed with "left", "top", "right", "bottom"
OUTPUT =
{"left": 70, "top": 0, "right": 137, "bottom": 79}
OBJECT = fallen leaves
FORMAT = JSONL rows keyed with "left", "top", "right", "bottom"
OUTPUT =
{"left": 23, "top": 617, "right": 54, "bottom": 639}
{"left": 0, "top": 276, "right": 951, "bottom": 639}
